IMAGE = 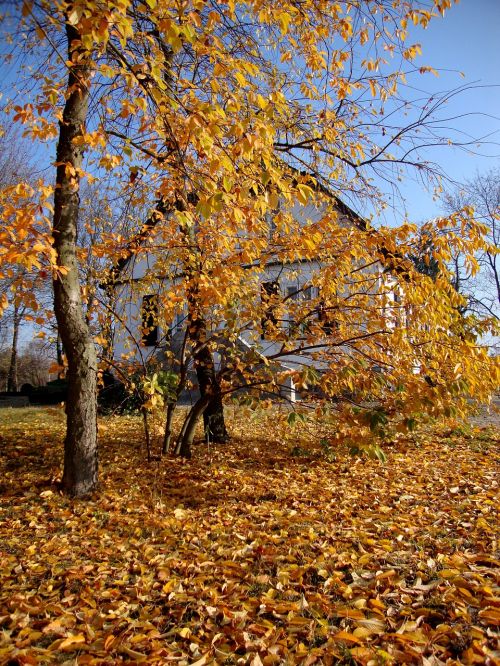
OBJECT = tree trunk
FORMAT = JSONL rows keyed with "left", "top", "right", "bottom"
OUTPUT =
{"left": 175, "top": 275, "right": 228, "bottom": 456}
{"left": 194, "top": 343, "right": 228, "bottom": 443}
{"left": 142, "top": 408, "right": 152, "bottom": 462}
{"left": 187, "top": 284, "right": 228, "bottom": 444}
{"left": 52, "top": 23, "right": 98, "bottom": 497}
{"left": 7, "top": 303, "right": 20, "bottom": 392}
{"left": 175, "top": 395, "right": 209, "bottom": 458}
{"left": 162, "top": 401, "right": 175, "bottom": 454}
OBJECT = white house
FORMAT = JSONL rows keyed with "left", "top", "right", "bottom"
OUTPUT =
{"left": 106, "top": 191, "right": 399, "bottom": 401}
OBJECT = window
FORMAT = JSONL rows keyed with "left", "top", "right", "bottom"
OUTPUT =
{"left": 141, "top": 294, "right": 159, "bottom": 346}
{"left": 318, "top": 300, "right": 337, "bottom": 335}
{"left": 285, "top": 285, "right": 300, "bottom": 334}
{"left": 393, "top": 290, "right": 404, "bottom": 328}
{"left": 286, "top": 284, "right": 316, "bottom": 335}
{"left": 261, "top": 281, "right": 279, "bottom": 339}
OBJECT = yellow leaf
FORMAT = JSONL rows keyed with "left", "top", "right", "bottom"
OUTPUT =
{"left": 333, "top": 630, "right": 363, "bottom": 644}
{"left": 279, "top": 12, "right": 291, "bottom": 34}
{"left": 234, "top": 71, "right": 247, "bottom": 87}
{"left": 478, "top": 608, "right": 500, "bottom": 626}
{"left": 59, "top": 634, "right": 86, "bottom": 651}
{"left": 104, "top": 635, "right": 115, "bottom": 651}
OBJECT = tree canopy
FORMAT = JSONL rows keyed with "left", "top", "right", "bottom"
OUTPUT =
{"left": 0, "top": 0, "right": 498, "bottom": 493}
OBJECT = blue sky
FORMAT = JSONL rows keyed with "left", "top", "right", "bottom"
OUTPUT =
{"left": 1, "top": 1, "right": 498, "bottom": 226}
{"left": 379, "top": 0, "right": 500, "bottom": 225}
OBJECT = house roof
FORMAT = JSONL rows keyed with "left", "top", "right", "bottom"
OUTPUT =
{"left": 100, "top": 172, "right": 409, "bottom": 289}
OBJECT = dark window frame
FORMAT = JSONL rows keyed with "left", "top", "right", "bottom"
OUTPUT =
{"left": 261, "top": 281, "right": 280, "bottom": 339}
{"left": 318, "top": 299, "right": 338, "bottom": 335}
{"left": 141, "top": 294, "right": 159, "bottom": 346}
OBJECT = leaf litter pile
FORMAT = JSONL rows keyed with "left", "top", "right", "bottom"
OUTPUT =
{"left": 0, "top": 407, "right": 498, "bottom": 665}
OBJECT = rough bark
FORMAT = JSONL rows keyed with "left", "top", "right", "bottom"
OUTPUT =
{"left": 187, "top": 281, "right": 228, "bottom": 445}
{"left": 52, "top": 23, "right": 98, "bottom": 497}
{"left": 7, "top": 303, "right": 20, "bottom": 392}
{"left": 195, "top": 344, "right": 228, "bottom": 443}
{"left": 175, "top": 395, "right": 210, "bottom": 458}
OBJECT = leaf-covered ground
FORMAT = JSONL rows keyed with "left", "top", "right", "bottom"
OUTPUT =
{"left": 0, "top": 407, "right": 499, "bottom": 665}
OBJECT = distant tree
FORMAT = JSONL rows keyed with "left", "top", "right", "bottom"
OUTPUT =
{"left": 0, "top": 122, "right": 45, "bottom": 391}
{"left": 0, "top": 121, "right": 32, "bottom": 190}
{"left": 443, "top": 168, "right": 500, "bottom": 320}
{"left": 19, "top": 340, "right": 53, "bottom": 387}
{"left": 0, "top": 339, "right": 52, "bottom": 390}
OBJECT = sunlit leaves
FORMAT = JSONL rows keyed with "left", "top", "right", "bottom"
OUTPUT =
{"left": 1, "top": 0, "right": 492, "bottom": 448}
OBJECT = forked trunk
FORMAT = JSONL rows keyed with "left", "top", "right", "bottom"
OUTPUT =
{"left": 194, "top": 344, "right": 228, "bottom": 443}
{"left": 175, "top": 395, "right": 209, "bottom": 458}
{"left": 52, "top": 22, "right": 98, "bottom": 497}
{"left": 187, "top": 291, "right": 228, "bottom": 445}
{"left": 179, "top": 209, "right": 228, "bottom": 449}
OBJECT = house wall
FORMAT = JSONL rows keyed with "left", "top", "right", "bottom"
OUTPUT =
{"left": 109, "top": 199, "right": 396, "bottom": 375}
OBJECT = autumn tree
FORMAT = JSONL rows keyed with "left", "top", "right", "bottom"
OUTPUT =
{"left": 1, "top": 0, "right": 166, "bottom": 491}
{"left": 96, "top": 0, "right": 498, "bottom": 455}
{"left": 443, "top": 168, "right": 500, "bottom": 321}
{"left": 0, "top": 122, "right": 39, "bottom": 391}
{"left": 0, "top": 339, "right": 52, "bottom": 390}
{"left": 1, "top": 0, "right": 498, "bottom": 471}
{"left": 0, "top": 1, "right": 128, "bottom": 494}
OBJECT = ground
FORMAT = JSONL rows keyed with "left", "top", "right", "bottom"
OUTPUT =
{"left": 0, "top": 407, "right": 499, "bottom": 665}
